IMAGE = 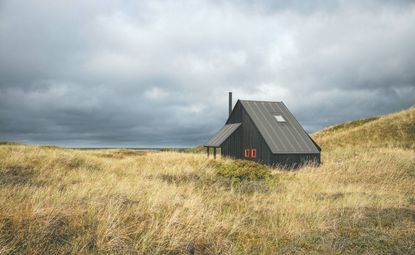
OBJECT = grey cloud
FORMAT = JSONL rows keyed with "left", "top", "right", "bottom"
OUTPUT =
{"left": 0, "top": 0, "right": 414, "bottom": 147}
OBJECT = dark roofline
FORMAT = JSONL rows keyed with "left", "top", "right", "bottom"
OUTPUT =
{"left": 225, "top": 99, "right": 241, "bottom": 124}
{"left": 307, "top": 133, "right": 321, "bottom": 151}
{"left": 205, "top": 123, "right": 242, "bottom": 147}
{"left": 278, "top": 102, "right": 321, "bottom": 152}
{"left": 239, "top": 99, "right": 283, "bottom": 103}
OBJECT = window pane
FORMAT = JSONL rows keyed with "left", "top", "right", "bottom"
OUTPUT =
{"left": 274, "top": 115, "right": 285, "bottom": 122}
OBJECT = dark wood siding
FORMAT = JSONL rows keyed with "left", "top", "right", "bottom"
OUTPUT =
{"left": 221, "top": 127, "right": 243, "bottom": 159}
{"left": 222, "top": 101, "right": 273, "bottom": 164}
{"left": 221, "top": 101, "right": 243, "bottom": 159}
{"left": 226, "top": 101, "right": 243, "bottom": 124}
{"left": 241, "top": 106, "right": 272, "bottom": 164}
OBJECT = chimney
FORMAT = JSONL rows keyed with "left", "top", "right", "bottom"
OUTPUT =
{"left": 228, "top": 92, "right": 232, "bottom": 117}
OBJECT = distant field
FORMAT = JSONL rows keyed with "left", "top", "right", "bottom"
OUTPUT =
{"left": 0, "top": 107, "right": 414, "bottom": 254}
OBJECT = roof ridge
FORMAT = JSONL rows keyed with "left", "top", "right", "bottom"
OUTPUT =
{"left": 238, "top": 99, "right": 283, "bottom": 103}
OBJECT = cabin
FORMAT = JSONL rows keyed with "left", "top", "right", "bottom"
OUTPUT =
{"left": 205, "top": 93, "right": 321, "bottom": 168}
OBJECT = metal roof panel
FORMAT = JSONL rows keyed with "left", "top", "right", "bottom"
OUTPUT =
{"left": 240, "top": 100, "right": 320, "bottom": 154}
{"left": 205, "top": 123, "right": 241, "bottom": 147}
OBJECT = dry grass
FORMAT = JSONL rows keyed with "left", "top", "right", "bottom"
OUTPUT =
{"left": 1, "top": 145, "right": 414, "bottom": 254}
{"left": 0, "top": 108, "right": 414, "bottom": 254}
{"left": 313, "top": 106, "right": 415, "bottom": 150}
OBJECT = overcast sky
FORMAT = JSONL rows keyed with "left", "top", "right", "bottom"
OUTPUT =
{"left": 0, "top": 0, "right": 414, "bottom": 147}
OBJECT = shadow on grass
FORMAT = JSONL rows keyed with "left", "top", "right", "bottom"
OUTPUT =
{"left": 93, "top": 150, "right": 148, "bottom": 159}
{"left": 277, "top": 207, "right": 415, "bottom": 254}
{"left": 0, "top": 212, "right": 99, "bottom": 254}
{"left": 0, "top": 165, "right": 48, "bottom": 187}
{"left": 152, "top": 171, "right": 279, "bottom": 194}
{"left": 317, "top": 191, "right": 383, "bottom": 201}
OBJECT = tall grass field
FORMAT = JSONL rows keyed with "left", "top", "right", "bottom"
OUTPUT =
{"left": 0, "top": 107, "right": 414, "bottom": 254}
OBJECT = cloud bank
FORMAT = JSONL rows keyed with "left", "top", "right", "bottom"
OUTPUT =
{"left": 0, "top": 0, "right": 414, "bottom": 147}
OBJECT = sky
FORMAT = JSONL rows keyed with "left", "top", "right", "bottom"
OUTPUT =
{"left": 0, "top": 0, "right": 414, "bottom": 147}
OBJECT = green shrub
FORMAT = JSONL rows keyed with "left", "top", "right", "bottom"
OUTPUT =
{"left": 0, "top": 141, "right": 19, "bottom": 145}
{"left": 212, "top": 160, "right": 272, "bottom": 181}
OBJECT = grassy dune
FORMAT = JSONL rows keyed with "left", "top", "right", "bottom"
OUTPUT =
{"left": 0, "top": 109, "right": 414, "bottom": 254}
{"left": 313, "top": 106, "right": 415, "bottom": 150}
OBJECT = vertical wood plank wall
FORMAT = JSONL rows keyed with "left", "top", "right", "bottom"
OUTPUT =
{"left": 222, "top": 101, "right": 272, "bottom": 165}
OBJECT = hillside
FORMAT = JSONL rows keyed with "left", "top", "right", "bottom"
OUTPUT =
{"left": 0, "top": 108, "right": 414, "bottom": 254}
{"left": 313, "top": 106, "right": 415, "bottom": 150}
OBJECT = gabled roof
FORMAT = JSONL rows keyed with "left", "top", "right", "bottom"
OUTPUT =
{"left": 239, "top": 100, "right": 320, "bottom": 154}
{"left": 205, "top": 123, "right": 241, "bottom": 147}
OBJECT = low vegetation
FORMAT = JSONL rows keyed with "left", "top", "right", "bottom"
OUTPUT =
{"left": 0, "top": 107, "right": 414, "bottom": 254}
{"left": 160, "top": 145, "right": 207, "bottom": 154}
{"left": 313, "top": 106, "right": 415, "bottom": 150}
{"left": 212, "top": 160, "right": 272, "bottom": 181}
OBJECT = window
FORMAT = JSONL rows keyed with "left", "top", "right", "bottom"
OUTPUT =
{"left": 274, "top": 115, "right": 286, "bottom": 122}
{"left": 251, "top": 149, "right": 256, "bottom": 158}
{"left": 244, "top": 148, "right": 257, "bottom": 158}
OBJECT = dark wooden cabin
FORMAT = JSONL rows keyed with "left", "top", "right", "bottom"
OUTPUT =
{"left": 205, "top": 93, "right": 321, "bottom": 168}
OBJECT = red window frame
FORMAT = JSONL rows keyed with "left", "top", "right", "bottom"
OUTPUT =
{"left": 244, "top": 149, "right": 250, "bottom": 158}
{"left": 251, "top": 149, "right": 257, "bottom": 158}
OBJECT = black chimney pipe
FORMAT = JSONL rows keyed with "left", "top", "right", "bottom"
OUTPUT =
{"left": 228, "top": 92, "right": 232, "bottom": 117}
